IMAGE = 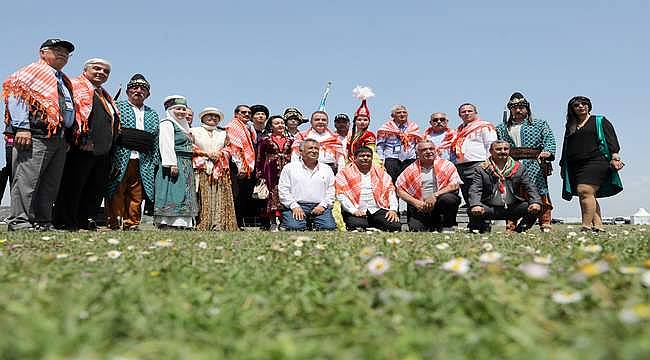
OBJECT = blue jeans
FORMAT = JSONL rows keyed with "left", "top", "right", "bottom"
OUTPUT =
{"left": 281, "top": 202, "right": 336, "bottom": 231}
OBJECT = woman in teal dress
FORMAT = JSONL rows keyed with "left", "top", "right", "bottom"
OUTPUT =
{"left": 154, "top": 95, "right": 198, "bottom": 229}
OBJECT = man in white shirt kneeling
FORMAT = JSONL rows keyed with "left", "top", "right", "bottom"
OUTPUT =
{"left": 278, "top": 138, "right": 336, "bottom": 230}
{"left": 335, "top": 146, "right": 401, "bottom": 231}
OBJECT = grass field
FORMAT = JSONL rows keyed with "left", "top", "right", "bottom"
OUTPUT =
{"left": 1, "top": 226, "right": 650, "bottom": 359}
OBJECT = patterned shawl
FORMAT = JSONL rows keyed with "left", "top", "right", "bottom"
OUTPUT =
{"left": 424, "top": 127, "right": 456, "bottom": 154}
{"left": 396, "top": 159, "right": 462, "bottom": 200}
{"left": 376, "top": 120, "right": 421, "bottom": 151}
{"left": 291, "top": 128, "right": 345, "bottom": 160}
{"left": 71, "top": 75, "right": 120, "bottom": 141}
{"left": 451, "top": 119, "right": 495, "bottom": 162}
{"left": 347, "top": 130, "right": 376, "bottom": 161}
{"left": 483, "top": 157, "right": 520, "bottom": 193}
{"left": 225, "top": 118, "right": 256, "bottom": 176}
{"left": 2, "top": 60, "right": 70, "bottom": 136}
{"left": 335, "top": 162, "right": 394, "bottom": 210}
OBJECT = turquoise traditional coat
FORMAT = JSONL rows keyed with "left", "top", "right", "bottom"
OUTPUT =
{"left": 106, "top": 100, "right": 159, "bottom": 201}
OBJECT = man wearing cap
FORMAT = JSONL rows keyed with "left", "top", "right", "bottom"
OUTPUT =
{"left": 496, "top": 92, "right": 556, "bottom": 231}
{"left": 3, "top": 38, "right": 76, "bottom": 231}
{"left": 283, "top": 107, "right": 305, "bottom": 138}
{"left": 54, "top": 58, "right": 120, "bottom": 230}
{"left": 291, "top": 111, "right": 345, "bottom": 174}
{"left": 250, "top": 104, "right": 269, "bottom": 141}
{"left": 105, "top": 74, "right": 159, "bottom": 230}
{"left": 333, "top": 113, "right": 350, "bottom": 159}
{"left": 376, "top": 105, "right": 422, "bottom": 183}
{"left": 424, "top": 112, "right": 455, "bottom": 160}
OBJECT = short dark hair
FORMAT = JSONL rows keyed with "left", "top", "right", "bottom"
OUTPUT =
{"left": 234, "top": 104, "right": 250, "bottom": 115}
{"left": 354, "top": 146, "right": 373, "bottom": 157}
{"left": 310, "top": 111, "right": 328, "bottom": 120}
{"left": 458, "top": 103, "right": 477, "bottom": 113}
{"left": 489, "top": 140, "right": 510, "bottom": 151}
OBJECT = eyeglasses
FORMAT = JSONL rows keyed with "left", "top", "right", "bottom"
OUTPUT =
{"left": 431, "top": 118, "right": 447, "bottom": 123}
{"left": 44, "top": 48, "right": 71, "bottom": 58}
{"left": 238, "top": 110, "right": 251, "bottom": 114}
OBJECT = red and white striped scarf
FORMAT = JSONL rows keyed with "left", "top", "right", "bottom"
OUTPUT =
{"left": 291, "top": 128, "right": 345, "bottom": 160}
{"left": 451, "top": 119, "right": 495, "bottom": 162}
{"left": 71, "top": 75, "right": 120, "bottom": 141}
{"left": 376, "top": 120, "right": 422, "bottom": 151}
{"left": 225, "top": 118, "right": 256, "bottom": 176}
{"left": 335, "top": 162, "right": 394, "bottom": 209}
{"left": 424, "top": 127, "right": 456, "bottom": 155}
{"left": 2, "top": 60, "right": 70, "bottom": 136}
{"left": 396, "top": 159, "right": 461, "bottom": 200}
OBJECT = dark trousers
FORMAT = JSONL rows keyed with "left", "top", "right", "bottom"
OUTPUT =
{"left": 468, "top": 201, "right": 537, "bottom": 233}
{"left": 455, "top": 161, "right": 481, "bottom": 204}
{"left": 342, "top": 208, "right": 402, "bottom": 232}
{"left": 407, "top": 192, "right": 461, "bottom": 232}
{"left": 232, "top": 175, "right": 255, "bottom": 228}
{"left": 384, "top": 158, "right": 416, "bottom": 183}
{"left": 0, "top": 144, "right": 12, "bottom": 201}
{"left": 54, "top": 150, "right": 110, "bottom": 230}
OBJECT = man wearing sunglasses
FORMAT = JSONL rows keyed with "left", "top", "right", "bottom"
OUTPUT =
{"left": 424, "top": 112, "right": 455, "bottom": 160}
{"left": 3, "top": 38, "right": 76, "bottom": 231}
{"left": 226, "top": 104, "right": 257, "bottom": 227}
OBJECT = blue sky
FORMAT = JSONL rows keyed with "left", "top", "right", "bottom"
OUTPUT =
{"left": 2, "top": 0, "right": 649, "bottom": 217}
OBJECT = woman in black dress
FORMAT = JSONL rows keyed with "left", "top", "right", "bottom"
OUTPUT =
{"left": 560, "top": 96, "right": 624, "bottom": 232}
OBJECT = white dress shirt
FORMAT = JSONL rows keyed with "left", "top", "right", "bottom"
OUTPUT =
{"left": 129, "top": 102, "right": 146, "bottom": 159}
{"left": 457, "top": 124, "right": 498, "bottom": 163}
{"left": 337, "top": 172, "right": 398, "bottom": 214}
{"left": 278, "top": 160, "right": 335, "bottom": 209}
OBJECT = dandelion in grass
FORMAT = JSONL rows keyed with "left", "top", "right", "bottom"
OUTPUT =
{"left": 642, "top": 271, "right": 650, "bottom": 288}
{"left": 154, "top": 239, "right": 174, "bottom": 248}
{"left": 56, "top": 253, "right": 69, "bottom": 259}
{"left": 618, "top": 266, "right": 643, "bottom": 275}
{"left": 573, "top": 260, "right": 609, "bottom": 281}
{"left": 519, "top": 263, "right": 549, "bottom": 280}
{"left": 197, "top": 241, "right": 208, "bottom": 249}
{"left": 293, "top": 249, "right": 302, "bottom": 257}
{"left": 386, "top": 237, "right": 401, "bottom": 246}
{"left": 435, "top": 243, "right": 450, "bottom": 250}
{"left": 106, "top": 250, "right": 122, "bottom": 259}
{"left": 551, "top": 290, "right": 583, "bottom": 304}
{"left": 149, "top": 271, "right": 160, "bottom": 277}
{"left": 534, "top": 255, "right": 553, "bottom": 265}
{"left": 106, "top": 238, "right": 120, "bottom": 245}
{"left": 581, "top": 244, "right": 603, "bottom": 253}
{"left": 442, "top": 258, "right": 470, "bottom": 275}
{"left": 368, "top": 256, "right": 390, "bottom": 276}
{"left": 0, "top": 239, "right": 6, "bottom": 244}
{"left": 479, "top": 252, "right": 502, "bottom": 264}
{"left": 293, "top": 239, "right": 304, "bottom": 248}
{"left": 619, "top": 304, "right": 650, "bottom": 324}
{"left": 87, "top": 255, "right": 98, "bottom": 263}
{"left": 359, "top": 246, "right": 375, "bottom": 260}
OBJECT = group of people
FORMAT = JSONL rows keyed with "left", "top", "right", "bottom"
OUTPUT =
{"left": 2, "top": 38, "right": 625, "bottom": 233}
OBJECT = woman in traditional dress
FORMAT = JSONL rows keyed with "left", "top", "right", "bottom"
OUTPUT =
{"left": 560, "top": 96, "right": 624, "bottom": 232}
{"left": 256, "top": 115, "right": 294, "bottom": 229}
{"left": 348, "top": 86, "right": 379, "bottom": 165}
{"left": 153, "top": 95, "right": 198, "bottom": 229}
{"left": 190, "top": 107, "right": 238, "bottom": 231}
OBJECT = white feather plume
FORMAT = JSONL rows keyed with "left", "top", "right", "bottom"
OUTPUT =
{"left": 352, "top": 85, "right": 375, "bottom": 101}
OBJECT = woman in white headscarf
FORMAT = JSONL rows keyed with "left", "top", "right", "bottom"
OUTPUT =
{"left": 153, "top": 95, "right": 198, "bottom": 229}
{"left": 190, "top": 107, "right": 238, "bottom": 231}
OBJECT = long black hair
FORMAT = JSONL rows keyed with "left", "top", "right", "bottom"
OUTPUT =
{"left": 565, "top": 96, "right": 592, "bottom": 136}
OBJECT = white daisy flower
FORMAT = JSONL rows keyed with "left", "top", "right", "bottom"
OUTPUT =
{"left": 481, "top": 243, "right": 494, "bottom": 251}
{"left": 442, "top": 258, "right": 470, "bottom": 275}
{"left": 197, "top": 241, "right": 208, "bottom": 249}
{"left": 534, "top": 255, "right": 553, "bottom": 265}
{"left": 293, "top": 249, "right": 302, "bottom": 257}
{"left": 315, "top": 243, "right": 326, "bottom": 250}
{"left": 293, "top": 239, "right": 304, "bottom": 248}
{"left": 359, "top": 246, "right": 375, "bottom": 260}
{"left": 386, "top": 237, "right": 401, "bottom": 246}
{"left": 154, "top": 239, "right": 174, "bottom": 248}
{"left": 519, "top": 263, "right": 550, "bottom": 280}
{"left": 618, "top": 304, "right": 650, "bottom": 324}
{"left": 367, "top": 256, "right": 390, "bottom": 276}
{"left": 87, "top": 255, "right": 98, "bottom": 263}
{"left": 56, "top": 253, "right": 69, "bottom": 259}
{"left": 479, "top": 252, "right": 502, "bottom": 264}
{"left": 41, "top": 236, "right": 53, "bottom": 241}
{"left": 581, "top": 244, "right": 603, "bottom": 253}
{"left": 106, "top": 250, "right": 122, "bottom": 259}
{"left": 126, "top": 245, "right": 135, "bottom": 251}
{"left": 642, "top": 271, "right": 650, "bottom": 288}
{"left": 551, "top": 290, "right": 583, "bottom": 304}
{"left": 106, "top": 238, "right": 120, "bottom": 245}
{"left": 435, "top": 243, "right": 450, "bottom": 250}
{"left": 256, "top": 255, "right": 266, "bottom": 261}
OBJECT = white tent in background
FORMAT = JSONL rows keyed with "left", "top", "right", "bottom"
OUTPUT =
{"left": 631, "top": 208, "right": 650, "bottom": 225}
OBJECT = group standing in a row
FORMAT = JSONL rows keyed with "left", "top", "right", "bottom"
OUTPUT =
{"left": 2, "top": 38, "right": 625, "bottom": 233}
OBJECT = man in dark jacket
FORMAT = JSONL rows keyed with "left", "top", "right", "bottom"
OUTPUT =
{"left": 468, "top": 140, "right": 541, "bottom": 233}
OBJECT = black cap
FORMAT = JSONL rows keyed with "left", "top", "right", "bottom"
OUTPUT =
{"left": 40, "top": 38, "right": 75, "bottom": 53}
{"left": 334, "top": 113, "right": 350, "bottom": 122}
{"left": 250, "top": 104, "right": 270, "bottom": 118}
{"left": 127, "top": 73, "right": 151, "bottom": 90}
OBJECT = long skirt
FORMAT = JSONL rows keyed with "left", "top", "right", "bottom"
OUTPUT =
{"left": 195, "top": 172, "right": 238, "bottom": 231}
{"left": 154, "top": 158, "right": 198, "bottom": 228}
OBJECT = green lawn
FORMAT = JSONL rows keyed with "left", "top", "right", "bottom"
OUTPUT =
{"left": 1, "top": 227, "right": 649, "bottom": 359}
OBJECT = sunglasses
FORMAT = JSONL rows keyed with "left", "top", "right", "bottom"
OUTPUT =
{"left": 238, "top": 110, "right": 251, "bottom": 114}
{"left": 431, "top": 118, "right": 447, "bottom": 123}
